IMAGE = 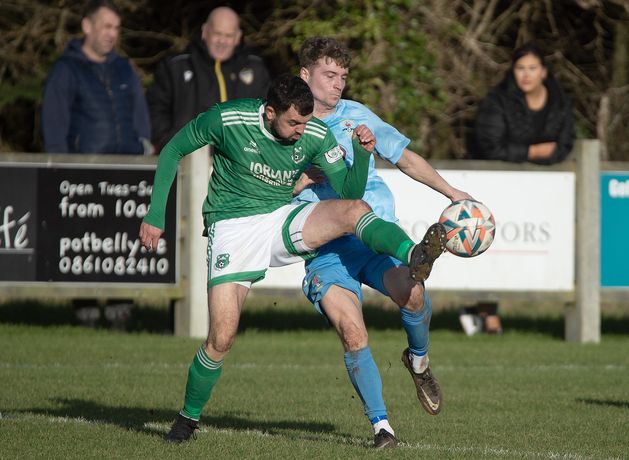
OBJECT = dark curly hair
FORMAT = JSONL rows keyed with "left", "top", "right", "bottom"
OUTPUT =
{"left": 266, "top": 73, "right": 314, "bottom": 116}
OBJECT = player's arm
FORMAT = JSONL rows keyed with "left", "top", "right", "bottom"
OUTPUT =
{"left": 140, "top": 109, "right": 221, "bottom": 251}
{"left": 313, "top": 124, "right": 375, "bottom": 199}
{"left": 396, "top": 148, "right": 472, "bottom": 202}
{"left": 292, "top": 166, "right": 325, "bottom": 196}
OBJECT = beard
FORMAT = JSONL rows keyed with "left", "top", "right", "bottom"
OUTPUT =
{"left": 269, "top": 118, "right": 298, "bottom": 144}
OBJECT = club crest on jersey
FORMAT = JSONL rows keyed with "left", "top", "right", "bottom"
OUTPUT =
{"left": 292, "top": 146, "right": 305, "bottom": 163}
{"left": 244, "top": 140, "right": 259, "bottom": 154}
{"left": 305, "top": 275, "right": 322, "bottom": 293}
{"left": 341, "top": 119, "right": 355, "bottom": 137}
{"left": 215, "top": 253, "right": 230, "bottom": 270}
{"left": 324, "top": 146, "right": 343, "bottom": 163}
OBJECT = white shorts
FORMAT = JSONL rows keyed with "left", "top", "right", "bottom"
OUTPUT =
{"left": 206, "top": 203, "right": 317, "bottom": 288}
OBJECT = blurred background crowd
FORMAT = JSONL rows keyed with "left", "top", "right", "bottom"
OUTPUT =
{"left": 1, "top": 0, "right": 628, "bottom": 161}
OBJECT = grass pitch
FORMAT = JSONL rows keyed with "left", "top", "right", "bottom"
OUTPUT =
{"left": 0, "top": 302, "right": 627, "bottom": 459}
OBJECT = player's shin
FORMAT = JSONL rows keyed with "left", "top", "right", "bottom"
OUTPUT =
{"left": 354, "top": 212, "right": 414, "bottom": 263}
{"left": 400, "top": 293, "right": 433, "bottom": 371}
{"left": 344, "top": 347, "right": 388, "bottom": 425}
{"left": 180, "top": 346, "right": 224, "bottom": 420}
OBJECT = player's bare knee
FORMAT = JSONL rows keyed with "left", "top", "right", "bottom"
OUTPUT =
{"left": 352, "top": 199, "right": 372, "bottom": 216}
{"left": 405, "top": 284, "right": 426, "bottom": 312}
{"left": 344, "top": 199, "right": 372, "bottom": 226}
{"left": 342, "top": 335, "right": 368, "bottom": 352}
{"left": 340, "top": 323, "right": 368, "bottom": 351}
{"left": 207, "top": 332, "right": 235, "bottom": 355}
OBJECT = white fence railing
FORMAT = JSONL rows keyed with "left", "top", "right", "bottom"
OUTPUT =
{"left": 0, "top": 140, "right": 622, "bottom": 343}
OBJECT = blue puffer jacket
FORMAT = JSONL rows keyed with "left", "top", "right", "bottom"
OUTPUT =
{"left": 42, "top": 39, "right": 151, "bottom": 154}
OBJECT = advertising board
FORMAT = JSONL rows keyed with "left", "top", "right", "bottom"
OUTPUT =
{"left": 0, "top": 163, "right": 177, "bottom": 283}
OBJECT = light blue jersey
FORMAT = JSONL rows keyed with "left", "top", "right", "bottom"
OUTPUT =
{"left": 295, "top": 99, "right": 410, "bottom": 222}
{"left": 299, "top": 99, "right": 411, "bottom": 312}
{"left": 299, "top": 101, "right": 433, "bottom": 430}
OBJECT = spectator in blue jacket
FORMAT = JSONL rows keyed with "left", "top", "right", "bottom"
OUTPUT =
{"left": 42, "top": 0, "right": 151, "bottom": 155}
{"left": 41, "top": 0, "right": 150, "bottom": 328}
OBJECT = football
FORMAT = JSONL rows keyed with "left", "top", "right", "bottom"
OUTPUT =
{"left": 439, "top": 200, "right": 495, "bottom": 257}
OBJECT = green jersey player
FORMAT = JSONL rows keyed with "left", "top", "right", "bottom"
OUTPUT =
{"left": 139, "top": 74, "right": 447, "bottom": 444}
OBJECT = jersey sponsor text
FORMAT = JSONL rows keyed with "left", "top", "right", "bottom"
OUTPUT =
{"left": 249, "top": 162, "right": 299, "bottom": 186}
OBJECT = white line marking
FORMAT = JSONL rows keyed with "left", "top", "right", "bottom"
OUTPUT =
{"left": 0, "top": 362, "right": 625, "bottom": 372}
{"left": 1, "top": 413, "right": 597, "bottom": 459}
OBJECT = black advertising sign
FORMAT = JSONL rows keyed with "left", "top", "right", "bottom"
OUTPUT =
{"left": 0, "top": 167, "right": 38, "bottom": 281}
{"left": 0, "top": 163, "right": 177, "bottom": 283}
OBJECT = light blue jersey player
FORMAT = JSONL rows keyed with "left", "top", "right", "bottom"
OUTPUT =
{"left": 295, "top": 37, "right": 472, "bottom": 448}
{"left": 295, "top": 98, "right": 410, "bottom": 310}
{"left": 296, "top": 98, "right": 406, "bottom": 222}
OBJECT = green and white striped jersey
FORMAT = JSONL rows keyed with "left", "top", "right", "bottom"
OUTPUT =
{"left": 145, "top": 98, "right": 367, "bottom": 229}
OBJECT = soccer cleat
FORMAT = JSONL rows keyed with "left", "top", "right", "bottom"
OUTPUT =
{"left": 401, "top": 348, "right": 442, "bottom": 415}
{"left": 409, "top": 223, "right": 447, "bottom": 282}
{"left": 165, "top": 414, "right": 199, "bottom": 444}
{"left": 373, "top": 429, "right": 398, "bottom": 448}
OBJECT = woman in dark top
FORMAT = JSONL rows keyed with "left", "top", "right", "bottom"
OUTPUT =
{"left": 462, "top": 44, "right": 576, "bottom": 335}
{"left": 472, "top": 43, "right": 575, "bottom": 165}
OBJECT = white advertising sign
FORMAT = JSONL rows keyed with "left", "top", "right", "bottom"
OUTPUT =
{"left": 257, "top": 169, "right": 575, "bottom": 292}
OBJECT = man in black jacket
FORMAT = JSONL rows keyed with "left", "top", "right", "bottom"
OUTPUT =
{"left": 147, "top": 6, "right": 271, "bottom": 151}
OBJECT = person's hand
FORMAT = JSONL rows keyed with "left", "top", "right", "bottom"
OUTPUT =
{"left": 139, "top": 222, "right": 163, "bottom": 252}
{"left": 448, "top": 188, "right": 474, "bottom": 203}
{"left": 352, "top": 124, "right": 376, "bottom": 152}
{"left": 293, "top": 167, "right": 325, "bottom": 195}
{"left": 528, "top": 142, "right": 557, "bottom": 160}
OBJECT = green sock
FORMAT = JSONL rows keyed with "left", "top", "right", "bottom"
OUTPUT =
{"left": 355, "top": 212, "right": 415, "bottom": 264}
{"left": 180, "top": 346, "right": 223, "bottom": 421}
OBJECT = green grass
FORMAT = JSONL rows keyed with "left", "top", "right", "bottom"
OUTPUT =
{"left": 0, "top": 302, "right": 628, "bottom": 459}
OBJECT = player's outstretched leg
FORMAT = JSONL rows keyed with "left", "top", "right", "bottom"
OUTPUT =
{"left": 408, "top": 223, "right": 447, "bottom": 282}
{"left": 165, "top": 414, "right": 199, "bottom": 443}
{"left": 401, "top": 348, "right": 442, "bottom": 415}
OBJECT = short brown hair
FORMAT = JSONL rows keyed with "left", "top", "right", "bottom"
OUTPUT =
{"left": 83, "top": 0, "right": 120, "bottom": 19}
{"left": 299, "top": 37, "right": 352, "bottom": 70}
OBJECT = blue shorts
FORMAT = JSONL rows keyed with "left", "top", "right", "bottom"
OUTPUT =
{"left": 302, "top": 235, "right": 402, "bottom": 315}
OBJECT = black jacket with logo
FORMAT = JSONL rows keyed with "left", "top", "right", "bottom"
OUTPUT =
{"left": 147, "top": 37, "right": 271, "bottom": 151}
{"left": 470, "top": 73, "right": 575, "bottom": 165}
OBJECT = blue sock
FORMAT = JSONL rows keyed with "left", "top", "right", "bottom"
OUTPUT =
{"left": 343, "top": 347, "right": 387, "bottom": 423}
{"left": 400, "top": 292, "right": 433, "bottom": 356}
